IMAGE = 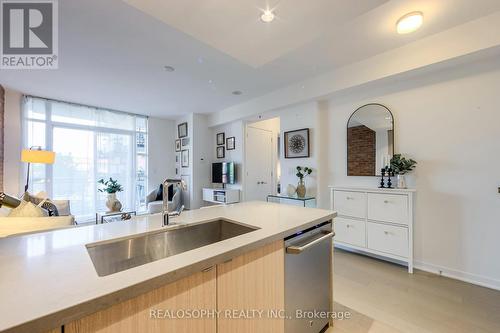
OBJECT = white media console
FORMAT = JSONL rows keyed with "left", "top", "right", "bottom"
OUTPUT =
{"left": 202, "top": 188, "right": 240, "bottom": 205}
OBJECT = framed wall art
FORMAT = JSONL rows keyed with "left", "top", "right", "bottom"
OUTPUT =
{"left": 284, "top": 128, "right": 310, "bottom": 158}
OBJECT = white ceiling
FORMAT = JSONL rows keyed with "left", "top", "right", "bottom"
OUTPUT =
{"left": 1, "top": 0, "right": 500, "bottom": 119}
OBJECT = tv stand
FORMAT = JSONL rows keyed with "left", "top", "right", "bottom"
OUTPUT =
{"left": 202, "top": 188, "right": 240, "bottom": 204}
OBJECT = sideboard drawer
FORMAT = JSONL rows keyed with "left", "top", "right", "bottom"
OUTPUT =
{"left": 367, "top": 193, "right": 408, "bottom": 224}
{"left": 334, "top": 217, "right": 366, "bottom": 247}
{"left": 367, "top": 222, "right": 408, "bottom": 258}
{"left": 333, "top": 191, "right": 366, "bottom": 218}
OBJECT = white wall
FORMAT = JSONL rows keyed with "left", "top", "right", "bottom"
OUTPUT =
{"left": 2, "top": 88, "right": 22, "bottom": 196}
{"left": 148, "top": 117, "right": 176, "bottom": 192}
{"left": 192, "top": 114, "right": 211, "bottom": 209}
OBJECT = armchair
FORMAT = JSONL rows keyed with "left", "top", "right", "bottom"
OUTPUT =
{"left": 146, "top": 185, "right": 181, "bottom": 214}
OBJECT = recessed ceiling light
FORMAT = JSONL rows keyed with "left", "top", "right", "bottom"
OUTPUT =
{"left": 396, "top": 12, "right": 423, "bottom": 34}
{"left": 163, "top": 65, "right": 175, "bottom": 72}
{"left": 232, "top": 91, "right": 243, "bottom": 95}
{"left": 260, "top": 9, "right": 275, "bottom": 23}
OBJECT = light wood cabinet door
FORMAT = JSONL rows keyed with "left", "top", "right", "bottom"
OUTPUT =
{"left": 66, "top": 268, "right": 216, "bottom": 333}
{"left": 217, "top": 240, "right": 285, "bottom": 333}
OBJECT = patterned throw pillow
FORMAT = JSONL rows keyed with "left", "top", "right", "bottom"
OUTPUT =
{"left": 22, "top": 192, "right": 60, "bottom": 216}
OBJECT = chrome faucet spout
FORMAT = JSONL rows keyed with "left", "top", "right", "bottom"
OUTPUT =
{"left": 161, "top": 178, "right": 184, "bottom": 227}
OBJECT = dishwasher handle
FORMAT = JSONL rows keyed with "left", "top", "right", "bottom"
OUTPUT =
{"left": 286, "top": 231, "right": 335, "bottom": 254}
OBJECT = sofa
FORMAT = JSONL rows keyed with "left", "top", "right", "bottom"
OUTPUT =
{"left": 0, "top": 198, "right": 75, "bottom": 238}
{"left": 146, "top": 185, "right": 181, "bottom": 214}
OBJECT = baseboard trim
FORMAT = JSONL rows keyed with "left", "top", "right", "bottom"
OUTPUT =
{"left": 413, "top": 260, "right": 500, "bottom": 291}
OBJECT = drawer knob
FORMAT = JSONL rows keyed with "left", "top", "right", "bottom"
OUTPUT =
{"left": 384, "top": 231, "right": 390, "bottom": 235}
{"left": 346, "top": 224, "right": 350, "bottom": 228}
{"left": 384, "top": 200, "right": 389, "bottom": 203}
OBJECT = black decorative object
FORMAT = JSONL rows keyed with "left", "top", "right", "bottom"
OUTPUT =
{"left": 216, "top": 132, "right": 225, "bottom": 146}
{"left": 175, "top": 139, "right": 181, "bottom": 152}
{"left": 379, "top": 168, "right": 386, "bottom": 188}
{"left": 386, "top": 167, "right": 393, "bottom": 189}
{"left": 284, "top": 128, "right": 310, "bottom": 158}
{"left": 178, "top": 122, "right": 188, "bottom": 138}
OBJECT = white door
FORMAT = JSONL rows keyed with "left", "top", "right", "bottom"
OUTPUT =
{"left": 245, "top": 126, "right": 273, "bottom": 201}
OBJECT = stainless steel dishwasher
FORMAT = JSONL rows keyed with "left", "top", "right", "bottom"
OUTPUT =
{"left": 285, "top": 221, "right": 334, "bottom": 333}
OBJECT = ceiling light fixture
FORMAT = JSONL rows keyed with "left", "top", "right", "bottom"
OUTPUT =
{"left": 260, "top": 9, "right": 275, "bottom": 23}
{"left": 163, "top": 65, "right": 175, "bottom": 72}
{"left": 396, "top": 11, "right": 423, "bottom": 34}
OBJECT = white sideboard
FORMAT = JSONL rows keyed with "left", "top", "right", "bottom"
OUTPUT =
{"left": 203, "top": 188, "right": 240, "bottom": 204}
{"left": 330, "top": 186, "right": 415, "bottom": 273}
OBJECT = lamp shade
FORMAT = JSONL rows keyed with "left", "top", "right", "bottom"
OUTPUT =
{"left": 21, "top": 149, "right": 56, "bottom": 164}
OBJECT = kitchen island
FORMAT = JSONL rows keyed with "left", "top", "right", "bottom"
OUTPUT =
{"left": 0, "top": 202, "right": 335, "bottom": 333}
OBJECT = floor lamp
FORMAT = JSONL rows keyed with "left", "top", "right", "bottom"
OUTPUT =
{"left": 21, "top": 147, "right": 56, "bottom": 193}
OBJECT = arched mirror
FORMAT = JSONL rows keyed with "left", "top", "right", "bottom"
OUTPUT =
{"left": 347, "top": 103, "right": 394, "bottom": 176}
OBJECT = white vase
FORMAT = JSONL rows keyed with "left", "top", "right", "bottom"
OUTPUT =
{"left": 286, "top": 184, "right": 296, "bottom": 197}
{"left": 106, "top": 193, "right": 122, "bottom": 212}
{"left": 397, "top": 174, "right": 407, "bottom": 189}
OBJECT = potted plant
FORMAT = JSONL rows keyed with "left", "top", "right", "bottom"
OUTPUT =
{"left": 390, "top": 154, "right": 417, "bottom": 189}
{"left": 296, "top": 166, "right": 312, "bottom": 198}
{"left": 98, "top": 178, "right": 124, "bottom": 212}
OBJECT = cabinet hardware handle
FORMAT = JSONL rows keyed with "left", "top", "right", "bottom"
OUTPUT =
{"left": 346, "top": 225, "right": 351, "bottom": 228}
{"left": 384, "top": 200, "right": 389, "bottom": 203}
{"left": 384, "top": 231, "right": 390, "bottom": 235}
{"left": 202, "top": 266, "right": 214, "bottom": 272}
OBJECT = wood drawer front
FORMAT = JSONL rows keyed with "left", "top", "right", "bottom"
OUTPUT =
{"left": 334, "top": 217, "right": 366, "bottom": 247}
{"left": 367, "top": 222, "right": 408, "bottom": 258}
{"left": 333, "top": 191, "right": 366, "bottom": 218}
{"left": 367, "top": 193, "right": 408, "bottom": 224}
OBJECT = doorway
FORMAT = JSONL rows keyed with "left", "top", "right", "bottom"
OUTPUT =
{"left": 244, "top": 117, "right": 280, "bottom": 201}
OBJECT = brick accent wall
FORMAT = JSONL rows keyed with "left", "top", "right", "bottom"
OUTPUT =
{"left": 0, "top": 85, "right": 4, "bottom": 191}
{"left": 347, "top": 125, "right": 376, "bottom": 176}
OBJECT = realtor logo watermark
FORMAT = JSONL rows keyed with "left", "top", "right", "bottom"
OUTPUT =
{"left": 1, "top": 0, "right": 58, "bottom": 69}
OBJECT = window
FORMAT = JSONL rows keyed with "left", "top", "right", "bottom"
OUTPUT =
{"left": 22, "top": 96, "right": 148, "bottom": 222}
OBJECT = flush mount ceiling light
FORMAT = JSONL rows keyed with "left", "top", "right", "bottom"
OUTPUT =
{"left": 163, "top": 65, "right": 175, "bottom": 72}
{"left": 396, "top": 11, "right": 423, "bottom": 34}
{"left": 260, "top": 9, "right": 275, "bottom": 23}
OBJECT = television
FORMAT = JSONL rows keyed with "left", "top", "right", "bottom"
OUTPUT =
{"left": 212, "top": 162, "right": 235, "bottom": 184}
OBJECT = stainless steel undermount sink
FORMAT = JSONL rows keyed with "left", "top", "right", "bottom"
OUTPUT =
{"left": 86, "top": 219, "right": 259, "bottom": 276}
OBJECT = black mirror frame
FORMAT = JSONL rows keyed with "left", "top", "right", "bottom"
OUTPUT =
{"left": 346, "top": 103, "right": 395, "bottom": 177}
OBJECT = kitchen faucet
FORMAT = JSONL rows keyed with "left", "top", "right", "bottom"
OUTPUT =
{"left": 162, "top": 179, "right": 185, "bottom": 227}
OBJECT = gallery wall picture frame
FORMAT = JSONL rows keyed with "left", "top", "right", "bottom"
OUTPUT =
{"left": 178, "top": 122, "right": 188, "bottom": 138}
{"left": 226, "top": 137, "right": 235, "bottom": 150}
{"left": 175, "top": 139, "right": 181, "bottom": 152}
{"left": 216, "top": 132, "right": 225, "bottom": 146}
{"left": 181, "top": 149, "right": 189, "bottom": 167}
{"left": 216, "top": 146, "right": 225, "bottom": 159}
{"left": 284, "top": 128, "right": 310, "bottom": 159}
{"left": 181, "top": 137, "right": 190, "bottom": 147}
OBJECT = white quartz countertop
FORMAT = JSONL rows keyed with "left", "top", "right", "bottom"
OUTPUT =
{"left": 0, "top": 201, "right": 335, "bottom": 333}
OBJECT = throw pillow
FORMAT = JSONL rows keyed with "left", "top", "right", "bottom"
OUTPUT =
{"left": 23, "top": 192, "right": 59, "bottom": 216}
{"left": 8, "top": 200, "right": 46, "bottom": 218}
{"left": 155, "top": 184, "right": 163, "bottom": 202}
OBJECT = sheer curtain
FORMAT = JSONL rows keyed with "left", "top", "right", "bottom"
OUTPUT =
{"left": 22, "top": 96, "right": 148, "bottom": 222}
